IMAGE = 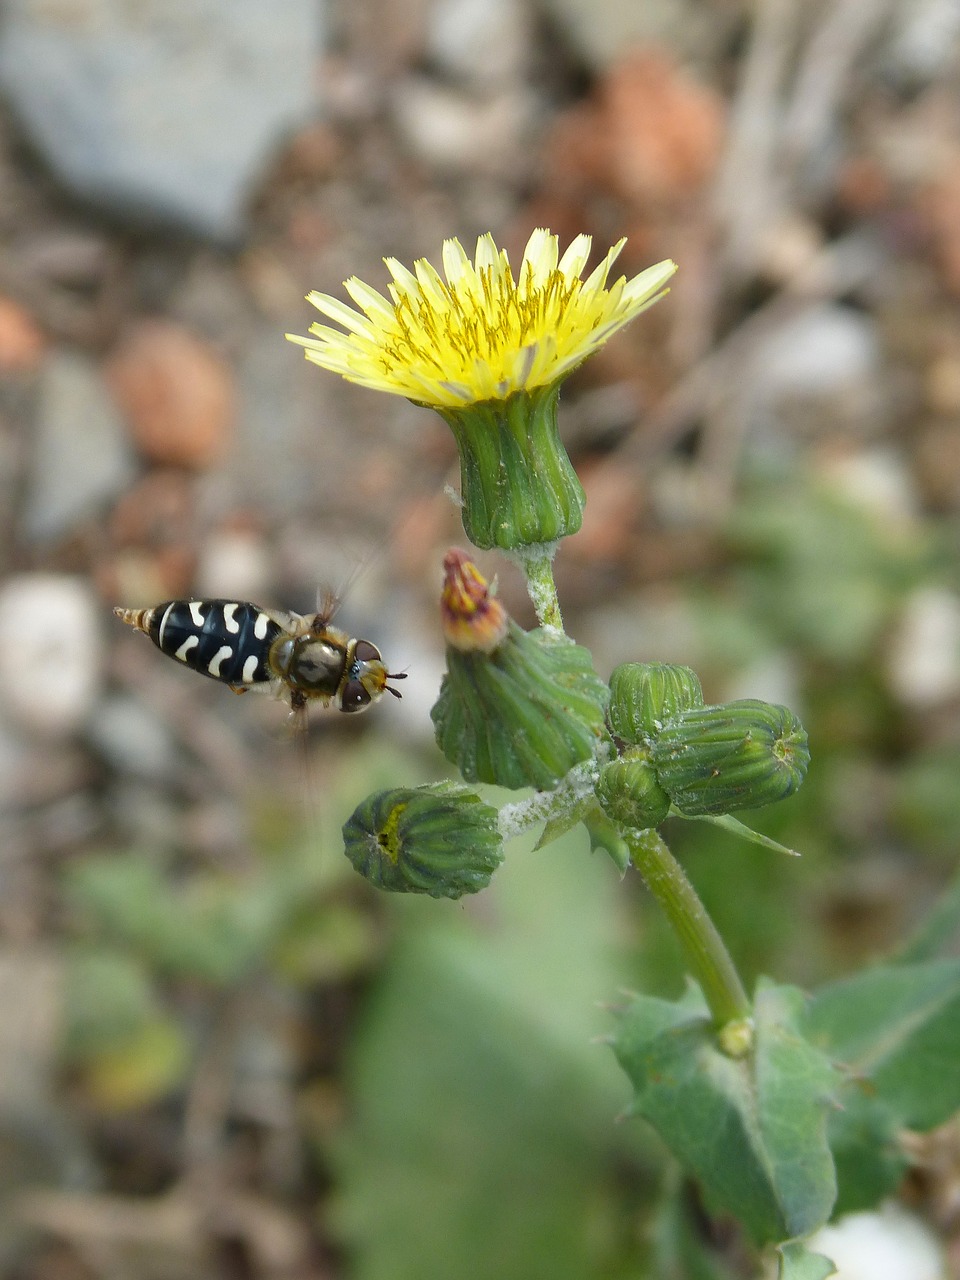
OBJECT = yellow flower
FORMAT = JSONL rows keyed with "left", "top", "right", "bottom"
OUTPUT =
{"left": 287, "top": 229, "right": 677, "bottom": 409}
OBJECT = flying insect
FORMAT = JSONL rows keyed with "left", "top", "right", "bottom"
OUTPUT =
{"left": 114, "top": 597, "right": 406, "bottom": 714}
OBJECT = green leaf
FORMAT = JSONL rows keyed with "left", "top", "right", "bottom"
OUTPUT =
{"left": 826, "top": 1084, "right": 907, "bottom": 1215}
{"left": 777, "top": 1241, "right": 836, "bottom": 1280}
{"left": 613, "top": 979, "right": 838, "bottom": 1245}
{"left": 804, "top": 959, "right": 960, "bottom": 1130}
{"left": 650, "top": 1181, "right": 742, "bottom": 1280}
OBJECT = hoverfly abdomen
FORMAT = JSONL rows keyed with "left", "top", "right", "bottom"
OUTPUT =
{"left": 114, "top": 600, "right": 283, "bottom": 689}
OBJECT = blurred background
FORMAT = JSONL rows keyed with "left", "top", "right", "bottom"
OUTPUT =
{"left": 1, "top": 0, "right": 960, "bottom": 1276}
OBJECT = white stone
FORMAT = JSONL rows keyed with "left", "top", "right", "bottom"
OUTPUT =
{"left": 819, "top": 447, "right": 920, "bottom": 525}
{"left": 0, "top": 575, "right": 102, "bottom": 735}
{"left": 888, "top": 586, "right": 960, "bottom": 707}
{"left": 391, "top": 76, "right": 533, "bottom": 173}
{"left": 809, "top": 1204, "right": 945, "bottom": 1280}
{"left": 426, "top": 0, "right": 529, "bottom": 90}
{"left": 194, "top": 529, "right": 273, "bottom": 604}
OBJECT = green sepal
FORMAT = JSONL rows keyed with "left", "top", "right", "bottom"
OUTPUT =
{"left": 608, "top": 661, "right": 704, "bottom": 744}
{"left": 534, "top": 794, "right": 631, "bottom": 873}
{"left": 652, "top": 699, "right": 810, "bottom": 816}
{"left": 582, "top": 804, "right": 631, "bottom": 874}
{"left": 342, "top": 782, "right": 504, "bottom": 899}
{"left": 436, "top": 384, "right": 585, "bottom": 552}
{"left": 534, "top": 795, "right": 594, "bottom": 851}
{"left": 673, "top": 811, "right": 802, "bottom": 857}
{"left": 431, "top": 623, "right": 608, "bottom": 790}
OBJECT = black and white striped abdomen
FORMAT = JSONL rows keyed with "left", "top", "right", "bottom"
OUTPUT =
{"left": 148, "top": 600, "right": 283, "bottom": 687}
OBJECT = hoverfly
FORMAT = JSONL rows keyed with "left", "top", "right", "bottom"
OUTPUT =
{"left": 113, "top": 597, "right": 406, "bottom": 714}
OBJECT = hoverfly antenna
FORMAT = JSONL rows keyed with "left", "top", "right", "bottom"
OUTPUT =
{"left": 386, "top": 671, "right": 408, "bottom": 699}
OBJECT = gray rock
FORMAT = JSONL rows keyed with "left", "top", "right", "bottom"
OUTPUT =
{"left": 22, "top": 352, "right": 136, "bottom": 543}
{"left": 753, "top": 304, "right": 880, "bottom": 403}
{"left": 87, "top": 693, "right": 179, "bottom": 781}
{"left": 0, "top": 0, "right": 325, "bottom": 242}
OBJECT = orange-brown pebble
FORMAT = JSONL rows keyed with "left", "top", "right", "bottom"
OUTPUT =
{"left": 105, "top": 320, "right": 234, "bottom": 468}
{"left": 0, "top": 295, "right": 46, "bottom": 371}
{"left": 440, "top": 548, "right": 508, "bottom": 653}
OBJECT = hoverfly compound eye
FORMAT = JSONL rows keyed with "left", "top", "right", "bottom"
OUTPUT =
{"left": 340, "top": 681, "right": 372, "bottom": 713}
{"left": 353, "top": 639, "right": 382, "bottom": 663}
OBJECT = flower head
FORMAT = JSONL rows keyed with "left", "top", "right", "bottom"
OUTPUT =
{"left": 287, "top": 229, "right": 677, "bottom": 409}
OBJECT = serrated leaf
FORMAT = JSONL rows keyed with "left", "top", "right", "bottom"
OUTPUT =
{"left": 778, "top": 1241, "right": 836, "bottom": 1280}
{"left": 804, "top": 958, "right": 960, "bottom": 1130}
{"left": 613, "top": 979, "right": 838, "bottom": 1245}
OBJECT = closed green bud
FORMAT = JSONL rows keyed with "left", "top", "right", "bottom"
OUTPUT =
{"left": 595, "top": 753, "right": 671, "bottom": 830}
{"left": 651, "top": 699, "right": 810, "bottom": 816}
{"left": 608, "top": 662, "right": 704, "bottom": 744}
{"left": 342, "top": 782, "right": 504, "bottom": 899}
{"left": 432, "top": 621, "right": 608, "bottom": 790}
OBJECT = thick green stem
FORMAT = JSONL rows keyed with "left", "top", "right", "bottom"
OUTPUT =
{"left": 626, "top": 828, "right": 751, "bottom": 1028}
{"left": 511, "top": 544, "right": 564, "bottom": 631}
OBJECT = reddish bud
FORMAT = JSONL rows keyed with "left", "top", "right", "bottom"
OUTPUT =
{"left": 440, "top": 548, "right": 508, "bottom": 653}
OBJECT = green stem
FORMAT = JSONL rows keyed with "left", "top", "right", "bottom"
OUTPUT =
{"left": 626, "top": 828, "right": 751, "bottom": 1027}
{"left": 511, "top": 544, "right": 564, "bottom": 631}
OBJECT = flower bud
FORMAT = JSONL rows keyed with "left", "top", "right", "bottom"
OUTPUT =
{"left": 440, "top": 547, "right": 508, "bottom": 652}
{"left": 594, "top": 753, "right": 671, "bottom": 830}
{"left": 651, "top": 699, "right": 810, "bottom": 816}
{"left": 432, "top": 552, "right": 607, "bottom": 790}
{"left": 432, "top": 623, "right": 608, "bottom": 789}
{"left": 608, "top": 662, "right": 704, "bottom": 744}
{"left": 342, "top": 782, "right": 503, "bottom": 898}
